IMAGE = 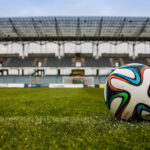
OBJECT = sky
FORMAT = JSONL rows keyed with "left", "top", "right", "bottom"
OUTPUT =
{"left": 0, "top": 0, "right": 150, "bottom": 56}
{"left": 0, "top": 0, "right": 149, "bottom": 17}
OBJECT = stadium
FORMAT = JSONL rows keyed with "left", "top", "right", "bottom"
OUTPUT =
{"left": 0, "top": 16, "right": 150, "bottom": 87}
{"left": 1, "top": 16, "right": 150, "bottom": 149}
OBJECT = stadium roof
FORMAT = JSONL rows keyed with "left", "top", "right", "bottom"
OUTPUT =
{"left": 0, "top": 16, "right": 150, "bottom": 42}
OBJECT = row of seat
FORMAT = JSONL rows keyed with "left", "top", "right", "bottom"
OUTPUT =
{"left": 0, "top": 56, "right": 149, "bottom": 67}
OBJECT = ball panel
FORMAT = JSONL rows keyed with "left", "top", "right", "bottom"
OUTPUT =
{"left": 109, "top": 92, "right": 130, "bottom": 119}
{"left": 142, "top": 110, "right": 150, "bottom": 121}
{"left": 111, "top": 78, "right": 134, "bottom": 92}
{"left": 136, "top": 104, "right": 150, "bottom": 121}
{"left": 110, "top": 97, "right": 122, "bottom": 115}
{"left": 112, "top": 68, "right": 135, "bottom": 79}
{"left": 112, "top": 67, "right": 141, "bottom": 85}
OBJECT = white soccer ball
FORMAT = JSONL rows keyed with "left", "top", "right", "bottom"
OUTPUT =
{"left": 104, "top": 63, "right": 150, "bottom": 121}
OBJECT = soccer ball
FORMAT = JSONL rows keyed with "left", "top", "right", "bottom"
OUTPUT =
{"left": 104, "top": 63, "right": 150, "bottom": 121}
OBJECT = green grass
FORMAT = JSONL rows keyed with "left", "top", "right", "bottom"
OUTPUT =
{"left": 0, "top": 88, "right": 150, "bottom": 150}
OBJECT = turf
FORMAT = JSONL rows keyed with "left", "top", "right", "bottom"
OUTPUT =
{"left": 0, "top": 88, "right": 150, "bottom": 150}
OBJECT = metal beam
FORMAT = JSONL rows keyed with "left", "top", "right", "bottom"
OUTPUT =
{"left": 0, "top": 30, "right": 6, "bottom": 42}
{"left": 1, "top": 36, "right": 150, "bottom": 42}
{"left": 94, "top": 18, "right": 103, "bottom": 37}
{"left": 114, "top": 17, "right": 126, "bottom": 37}
{"left": 76, "top": 18, "right": 81, "bottom": 37}
{"left": 54, "top": 18, "right": 62, "bottom": 39}
{"left": 134, "top": 18, "right": 149, "bottom": 40}
{"left": 0, "top": 22, "right": 7, "bottom": 40}
{"left": 0, "top": 30, "right": 6, "bottom": 37}
{"left": 9, "top": 18, "right": 23, "bottom": 40}
{"left": 32, "top": 18, "right": 43, "bottom": 37}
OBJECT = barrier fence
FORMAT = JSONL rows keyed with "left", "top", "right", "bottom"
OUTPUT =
{"left": 0, "top": 83, "right": 105, "bottom": 88}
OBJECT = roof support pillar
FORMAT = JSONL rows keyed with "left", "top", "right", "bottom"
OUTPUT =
{"left": 96, "top": 43, "right": 99, "bottom": 59}
{"left": 92, "top": 42, "right": 95, "bottom": 57}
{"left": 22, "top": 43, "right": 25, "bottom": 59}
{"left": 58, "top": 43, "right": 61, "bottom": 59}
{"left": 62, "top": 42, "right": 65, "bottom": 57}
{"left": 132, "top": 43, "right": 136, "bottom": 60}
{"left": 99, "top": 43, "right": 102, "bottom": 57}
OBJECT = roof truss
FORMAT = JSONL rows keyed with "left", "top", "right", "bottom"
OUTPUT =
{"left": 134, "top": 18, "right": 149, "bottom": 40}
{"left": 0, "top": 16, "right": 149, "bottom": 42}
{"left": 9, "top": 18, "right": 24, "bottom": 40}
{"left": 32, "top": 18, "right": 44, "bottom": 37}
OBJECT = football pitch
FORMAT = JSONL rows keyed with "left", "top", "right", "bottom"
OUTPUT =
{"left": 0, "top": 88, "right": 150, "bottom": 150}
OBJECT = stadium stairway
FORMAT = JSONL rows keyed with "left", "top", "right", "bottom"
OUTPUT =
{"left": 119, "top": 58, "right": 124, "bottom": 66}
{"left": 109, "top": 58, "right": 114, "bottom": 66}
{"left": 43, "top": 58, "right": 48, "bottom": 67}
{"left": 33, "top": 58, "right": 38, "bottom": 67}
{"left": 31, "top": 76, "right": 40, "bottom": 84}
{"left": 5, "top": 58, "right": 11, "bottom": 67}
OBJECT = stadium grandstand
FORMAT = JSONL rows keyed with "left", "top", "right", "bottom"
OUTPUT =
{"left": 0, "top": 16, "right": 150, "bottom": 87}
